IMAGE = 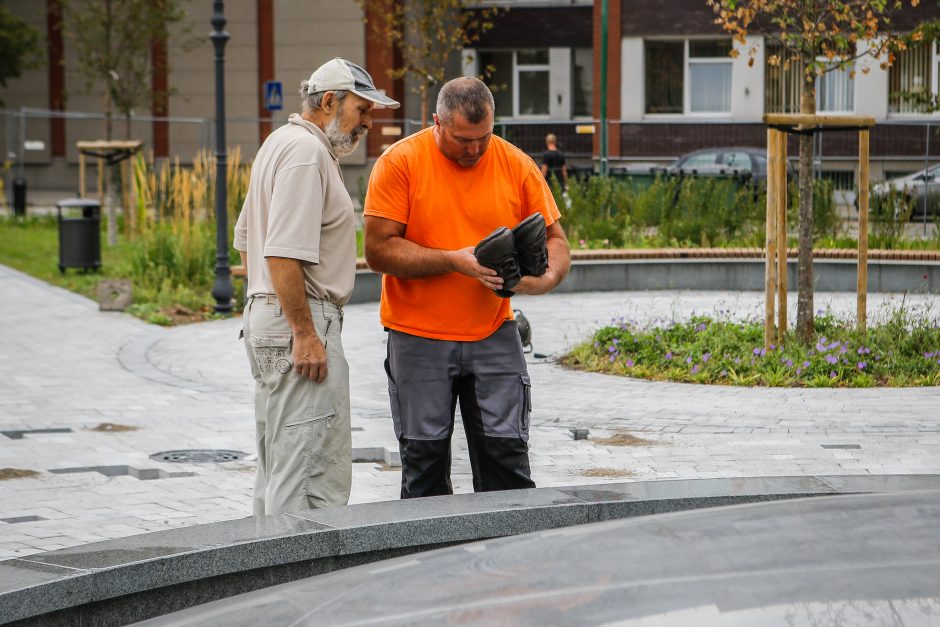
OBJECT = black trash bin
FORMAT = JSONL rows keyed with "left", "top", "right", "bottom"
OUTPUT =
{"left": 56, "top": 198, "right": 101, "bottom": 273}
{"left": 12, "top": 176, "right": 26, "bottom": 217}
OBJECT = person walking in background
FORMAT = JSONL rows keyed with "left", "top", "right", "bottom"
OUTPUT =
{"left": 540, "top": 133, "right": 568, "bottom": 190}
{"left": 234, "top": 58, "right": 399, "bottom": 515}
{"left": 363, "top": 77, "right": 570, "bottom": 499}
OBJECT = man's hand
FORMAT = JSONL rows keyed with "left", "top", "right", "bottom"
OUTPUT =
{"left": 509, "top": 221, "right": 571, "bottom": 296}
{"left": 268, "top": 256, "right": 329, "bottom": 384}
{"left": 448, "top": 247, "right": 503, "bottom": 292}
{"left": 510, "top": 272, "right": 557, "bottom": 296}
{"left": 292, "top": 331, "right": 328, "bottom": 383}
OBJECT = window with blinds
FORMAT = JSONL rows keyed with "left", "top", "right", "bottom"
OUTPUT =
{"left": 765, "top": 41, "right": 802, "bottom": 114}
{"left": 765, "top": 41, "right": 857, "bottom": 113}
{"left": 888, "top": 43, "right": 934, "bottom": 114}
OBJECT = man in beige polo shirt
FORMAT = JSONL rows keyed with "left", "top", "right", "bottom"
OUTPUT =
{"left": 234, "top": 58, "right": 399, "bottom": 515}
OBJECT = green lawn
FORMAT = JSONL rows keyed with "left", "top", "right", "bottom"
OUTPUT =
{"left": 0, "top": 216, "right": 136, "bottom": 300}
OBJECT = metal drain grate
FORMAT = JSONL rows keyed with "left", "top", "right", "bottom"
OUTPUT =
{"left": 150, "top": 449, "right": 248, "bottom": 464}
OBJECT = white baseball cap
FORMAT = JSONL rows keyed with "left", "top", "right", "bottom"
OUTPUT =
{"left": 306, "top": 58, "right": 400, "bottom": 109}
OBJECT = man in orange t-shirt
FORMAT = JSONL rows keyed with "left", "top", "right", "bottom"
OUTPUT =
{"left": 364, "top": 77, "right": 571, "bottom": 498}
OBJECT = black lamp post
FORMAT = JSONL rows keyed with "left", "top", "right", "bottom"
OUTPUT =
{"left": 210, "top": 0, "right": 233, "bottom": 313}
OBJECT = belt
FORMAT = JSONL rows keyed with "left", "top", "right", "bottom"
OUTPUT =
{"left": 250, "top": 294, "right": 342, "bottom": 314}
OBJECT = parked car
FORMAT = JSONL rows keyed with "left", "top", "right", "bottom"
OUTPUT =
{"left": 615, "top": 147, "right": 788, "bottom": 184}
{"left": 871, "top": 166, "right": 940, "bottom": 220}
{"left": 666, "top": 147, "right": 772, "bottom": 182}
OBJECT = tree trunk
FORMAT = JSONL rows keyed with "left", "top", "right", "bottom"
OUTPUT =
{"left": 104, "top": 0, "right": 113, "bottom": 141}
{"left": 796, "top": 81, "right": 816, "bottom": 342}
{"left": 420, "top": 83, "right": 429, "bottom": 128}
{"left": 105, "top": 94, "right": 113, "bottom": 140}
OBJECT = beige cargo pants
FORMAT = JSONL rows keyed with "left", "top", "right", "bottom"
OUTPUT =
{"left": 242, "top": 294, "right": 351, "bottom": 516}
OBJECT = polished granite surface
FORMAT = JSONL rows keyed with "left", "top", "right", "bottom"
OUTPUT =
{"left": 142, "top": 490, "right": 940, "bottom": 627}
{"left": 3, "top": 475, "right": 940, "bottom": 625}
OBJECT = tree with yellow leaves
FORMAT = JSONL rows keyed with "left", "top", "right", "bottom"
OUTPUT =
{"left": 707, "top": 0, "right": 923, "bottom": 341}
{"left": 357, "top": 0, "right": 502, "bottom": 126}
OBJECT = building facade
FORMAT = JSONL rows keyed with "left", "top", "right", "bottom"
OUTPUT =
{"left": 602, "top": 0, "right": 940, "bottom": 183}
{"left": 2, "top": 0, "right": 940, "bottom": 196}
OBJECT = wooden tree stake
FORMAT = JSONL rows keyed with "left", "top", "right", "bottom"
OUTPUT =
{"left": 776, "top": 130, "right": 788, "bottom": 341}
{"left": 765, "top": 129, "right": 778, "bottom": 348}
{"left": 858, "top": 129, "right": 870, "bottom": 332}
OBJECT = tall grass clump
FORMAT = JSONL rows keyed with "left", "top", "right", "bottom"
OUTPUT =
{"left": 129, "top": 149, "right": 250, "bottom": 310}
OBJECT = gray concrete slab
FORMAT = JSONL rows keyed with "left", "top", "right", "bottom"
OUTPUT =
{"left": 1, "top": 261, "right": 940, "bottom": 562}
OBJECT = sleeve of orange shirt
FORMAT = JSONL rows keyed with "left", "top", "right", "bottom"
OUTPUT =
{"left": 521, "top": 159, "right": 561, "bottom": 227}
{"left": 364, "top": 153, "right": 411, "bottom": 225}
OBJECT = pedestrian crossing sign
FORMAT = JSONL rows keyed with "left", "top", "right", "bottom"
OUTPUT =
{"left": 264, "top": 81, "right": 283, "bottom": 111}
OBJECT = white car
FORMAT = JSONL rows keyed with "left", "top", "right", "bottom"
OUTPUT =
{"left": 872, "top": 165, "right": 940, "bottom": 219}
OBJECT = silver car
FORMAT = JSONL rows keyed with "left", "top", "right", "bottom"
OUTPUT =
{"left": 872, "top": 165, "right": 940, "bottom": 219}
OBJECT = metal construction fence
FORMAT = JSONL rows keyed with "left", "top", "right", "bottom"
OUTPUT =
{"left": 5, "top": 107, "right": 940, "bottom": 180}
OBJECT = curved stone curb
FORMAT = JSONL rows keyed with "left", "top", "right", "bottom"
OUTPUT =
{"left": 2, "top": 474, "right": 939, "bottom": 626}
{"left": 569, "top": 247, "right": 940, "bottom": 261}
{"left": 346, "top": 257, "right": 939, "bottom": 304}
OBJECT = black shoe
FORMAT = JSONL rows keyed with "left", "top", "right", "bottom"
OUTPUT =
{"left": 474, "top": 226, "right": 521, "bottom": 298}
{"left": 512, "top": 213, "right": 548, "bottom": 277}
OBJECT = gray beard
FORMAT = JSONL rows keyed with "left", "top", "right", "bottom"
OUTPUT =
{"left": 325, "top": 116, "right": 365, "bottom": 157}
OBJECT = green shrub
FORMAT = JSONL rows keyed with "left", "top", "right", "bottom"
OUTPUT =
{"left": 558, "top": 174, "right": 846, "bottom": 249}
{"left": 869, "top": 185, "right": 915, "bottom": 249}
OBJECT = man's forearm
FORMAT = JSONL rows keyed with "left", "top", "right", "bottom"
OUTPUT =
{"left": 543, "top": 233, "right": 571, "bottom": 290}
{"left": 267, "top": 257, "right": 316, "bottom": 337}
{"left": 367, "top": 235, "right": 458, "bottom": 279}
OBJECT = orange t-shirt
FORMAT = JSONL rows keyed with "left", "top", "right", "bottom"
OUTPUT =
{"left": 364, "top": 127, "right": 561, "bottom": 341}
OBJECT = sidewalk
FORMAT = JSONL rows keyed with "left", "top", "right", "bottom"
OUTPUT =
{"left": 1, "top": 261, "right": 939, "bottom": 561}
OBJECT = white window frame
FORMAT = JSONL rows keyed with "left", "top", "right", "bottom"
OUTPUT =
{"left": 513, "top": 50, "right": 551, "bottom": 118}
{"left": 644, "top": 38, "right": 733, "bottom": 118}
{"left": 685, "top": 39, "right": 733, "bottom": 116}
{"left": 815, "top": 57, "right": 855, "bottom": 114}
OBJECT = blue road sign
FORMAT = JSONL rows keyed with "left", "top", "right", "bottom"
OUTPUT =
{"left": 264, "top": 81, "right": 283, "bottom": 111}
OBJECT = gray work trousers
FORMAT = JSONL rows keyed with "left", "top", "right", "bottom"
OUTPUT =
{"left": 242, "top": 294, "right": 351, "bottom": 516}
{"left": 385, "top": 321, "right": 534, "bottom": 498}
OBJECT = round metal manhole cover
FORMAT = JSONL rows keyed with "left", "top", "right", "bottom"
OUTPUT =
{"left": 150, "top": 449, "right": 248, "bottom": 464}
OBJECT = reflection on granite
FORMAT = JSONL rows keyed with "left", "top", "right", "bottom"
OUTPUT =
{"left": 556, "top": 475, "right": 840, "bottom": 503}
{"left": 816, "top": 474, "right": 940, "bottom": 494}
{"left": 0, "top": 558, "right": 76, "bottom": 591}
{"left": 289, "top": 486, "right": 583, "bottom": 529}
{"left": 28, "top": 514, "right": 329, "bottom": 571}
{"left": 4, "top": 475, "right": 940, "bottom": 626}
{"left": 140, "top": 490, "right": 940, "bottom": 627}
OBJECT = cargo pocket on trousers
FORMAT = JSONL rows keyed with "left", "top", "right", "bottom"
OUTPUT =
{"left": 248, "top": 333, "right": 293, "bottom": 376}
{"left": 286, "top": 410, "right": 336, "bottom": 493}
{"left": 384, "top": 357, "right": 403, "bottom": 439}
{"left": 520, "top": 374, "right": 532, "bottom": 441}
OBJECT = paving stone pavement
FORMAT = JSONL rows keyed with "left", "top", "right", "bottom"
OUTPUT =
{"left": 2, "top": 261, "right": 940, "bottom": 562}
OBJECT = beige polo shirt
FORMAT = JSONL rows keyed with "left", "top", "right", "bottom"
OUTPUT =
{"left": 234, "top": 113, "right": 356, "bottom": 306}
